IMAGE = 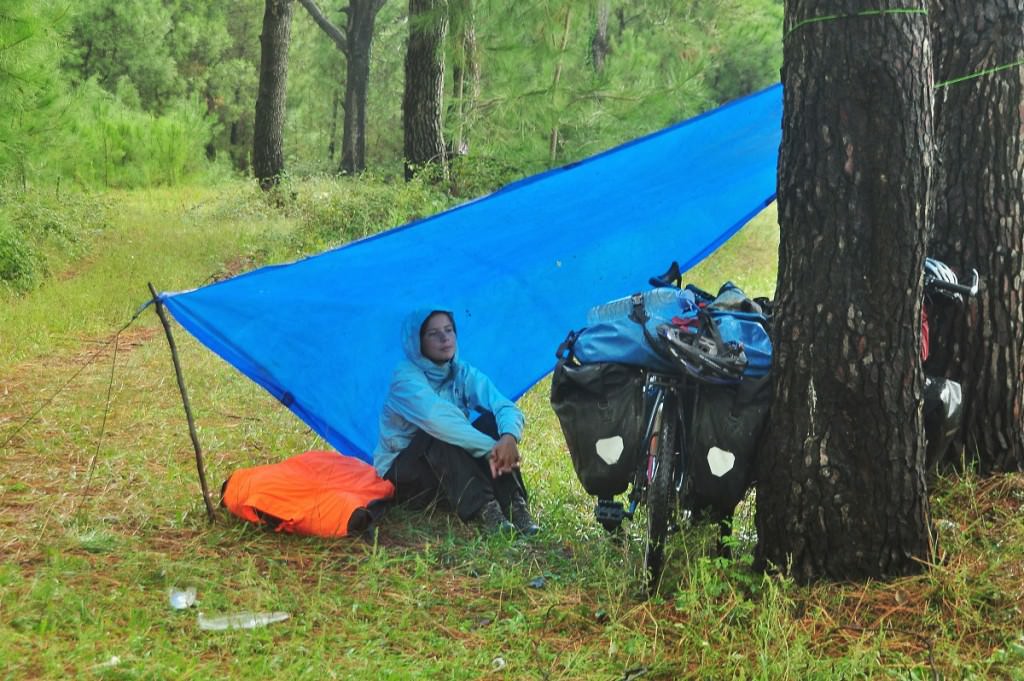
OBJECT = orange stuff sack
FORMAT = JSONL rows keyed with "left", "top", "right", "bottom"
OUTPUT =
{"left": 222, "top": 451, "right": 395, "bottom": 537}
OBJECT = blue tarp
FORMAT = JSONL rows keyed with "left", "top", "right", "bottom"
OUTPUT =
{"left": 160, "top": 83, "right": 782, "bottom": 463}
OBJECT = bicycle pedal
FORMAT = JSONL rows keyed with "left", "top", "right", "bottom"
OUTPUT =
{"left": 595, "top": 499, "right": 625, "bottom": 524}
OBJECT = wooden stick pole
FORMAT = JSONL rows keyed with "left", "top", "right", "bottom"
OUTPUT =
{"left": 148, "top": 283, "right": 216, "bottom": 523}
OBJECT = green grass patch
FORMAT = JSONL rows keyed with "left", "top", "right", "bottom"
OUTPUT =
{"left": 0, "top": 181, "right": 292, "bottom": 369}
{"left": 1, "top": 183, "right": 1022, "bottom": 679}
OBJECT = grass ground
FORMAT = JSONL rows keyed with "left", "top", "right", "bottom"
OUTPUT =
{"left": 1, "top": 182, "right": 1023, "bottom": 679}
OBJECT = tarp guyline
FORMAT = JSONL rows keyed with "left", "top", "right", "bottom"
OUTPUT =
{"left": 159, "top": 83, "right": 783, "bottom": 463}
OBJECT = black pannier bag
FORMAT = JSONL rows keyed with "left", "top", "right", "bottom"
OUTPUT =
{"left": 682, "top": 372, "right": 772, "bottom": 522}
{"left": 550, "top": 358, "right": 646, "bottom": 498}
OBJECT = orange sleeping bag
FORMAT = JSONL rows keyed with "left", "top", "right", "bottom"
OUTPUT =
{"left": 222, "top": 451, "right": 395, "bottom": 537}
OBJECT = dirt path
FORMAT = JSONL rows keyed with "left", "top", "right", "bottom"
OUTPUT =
{"left": 0, "top": 327, "right": 166, "bottom": 558}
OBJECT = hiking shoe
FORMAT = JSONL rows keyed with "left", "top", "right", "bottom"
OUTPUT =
{"left": 509, "top": 496, "right": 540, "bottom": 536}
{"left": 478, "top": 499, "right": 515, "bottom": 535}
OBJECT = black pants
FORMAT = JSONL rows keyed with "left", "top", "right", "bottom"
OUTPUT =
{"left": 384, "top": 414, "right": 527, "bottom": 521}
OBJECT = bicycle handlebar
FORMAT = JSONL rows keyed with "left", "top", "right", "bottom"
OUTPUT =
{"left": 927, "top": 268, "right": 979, "bottom": 298}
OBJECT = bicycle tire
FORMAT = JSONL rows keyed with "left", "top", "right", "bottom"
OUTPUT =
{"left": 643, "top": 393, "right": 678, "bottom": 593}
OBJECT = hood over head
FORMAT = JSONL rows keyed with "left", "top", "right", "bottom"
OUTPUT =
{"left": 401, "top": 308, "right": 458, "bottom": 379}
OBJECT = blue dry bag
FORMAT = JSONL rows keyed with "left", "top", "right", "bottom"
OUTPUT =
{"left": 568, "top": 288, "right": 698, "bottom": 372}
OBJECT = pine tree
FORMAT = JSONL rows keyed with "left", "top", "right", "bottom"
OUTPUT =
{"left": 297, "top": 0, "right": 389, "bottom": 174}
{"left": 0, "top": 0, "right": 65, "bottom": 187}
{"left": 403, "top": 0, "right": 448, "bottom": 180}
{"left": 928, "top": 0, "right": 1024, "bottom": 473}
{"left": 756, "top": 0, "right": 934, "bottom": 581}
{"left": 253, "top": 0, "right": 295, "bottom": 188}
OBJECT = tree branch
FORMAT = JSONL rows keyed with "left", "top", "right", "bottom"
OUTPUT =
{"left": 0, "top": 35, "right": 33, "bottom": 53}
{"left": 297, "top": 0, "right": 347, "bottom": 53}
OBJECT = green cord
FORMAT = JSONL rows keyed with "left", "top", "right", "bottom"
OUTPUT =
{"left": 785, "top": 8, "right": 927, "bottom": 40}
{"left": 935, "top": 58, "right": 1024, "bottom": 89}
{"left": 785, "top": 8, "right": 1022, "bottom": 89}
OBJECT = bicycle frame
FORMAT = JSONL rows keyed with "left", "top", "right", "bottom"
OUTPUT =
{"left": 607, "top": 370, "right": 703, "bottom": 592}
{"left": 619, "top": 372, "right": 679, "bottom": 520}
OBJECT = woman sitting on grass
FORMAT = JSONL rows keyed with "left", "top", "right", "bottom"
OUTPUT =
{"left": 373, "top": 308, "right": 539, "bottom": 535}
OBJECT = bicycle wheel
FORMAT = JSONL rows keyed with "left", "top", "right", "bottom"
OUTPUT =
{"left": 643, "top": 394, "right": 678, "bottom": 593}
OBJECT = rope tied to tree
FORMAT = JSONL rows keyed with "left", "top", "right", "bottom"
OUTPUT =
{"left": 784, "top": 8, "right": 928, "bottom": 41}
{"left": 935, "top": 58, "right": 1024, "bottom": 89}
{"left": 785, "top": 9, "right": 1023, "bottom": 91}
{"left": 0, "top": 299, "right": 152, "bottom": 451}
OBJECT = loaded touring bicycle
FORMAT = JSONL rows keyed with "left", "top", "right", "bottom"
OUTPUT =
{"left": 551, "top": 258, "right": 975, "bottom": 592}
{"left": 551, "top": 263, "right": 773, "bottom": 591}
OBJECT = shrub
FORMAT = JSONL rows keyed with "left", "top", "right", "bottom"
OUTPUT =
{"left": 55, "top": 80, "right": 215, "bottom": 189}
{"left": 447, "top": 155, "right": 528, "bottom": 200}
{"left": 0, "top": 216, "right": 41, "bottom": 292}
{"left": 285, "top": 174, "right": 454, "bottom": 252}
{"left": 0, "top": 188, "right": 110, "bottom": 294}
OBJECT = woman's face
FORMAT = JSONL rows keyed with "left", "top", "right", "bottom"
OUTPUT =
{"left": 421, "top": 312, "right": 456, "bottom": 363}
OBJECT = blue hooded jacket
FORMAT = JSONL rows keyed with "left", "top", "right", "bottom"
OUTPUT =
{"left": 372, "top": 308, "right": 525, "bottom": 476}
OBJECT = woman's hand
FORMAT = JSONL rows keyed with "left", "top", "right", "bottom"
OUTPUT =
{"left": 489, "top": 434, "right": 521, "bottom": 478}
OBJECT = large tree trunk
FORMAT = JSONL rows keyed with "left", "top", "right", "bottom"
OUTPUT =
{"left": 929, "top": 0, "right": 1024, "bottom": 473}
{"left": 448, "top": 0, "right": 480, "bottom": 158}
{"left": 403, "top": 0, "right": 448, "bottom": 181}
{"left": 253, "top": 0, "right": 294, "bottom": 189}
{"left": 342, "top": 0, "right": 386, "bottom": 173}
{"left": 755, "top": 1, "right": 934, "bottom": 582}
{"left": 297, "top": 0, "right": 387, "bottom": 174}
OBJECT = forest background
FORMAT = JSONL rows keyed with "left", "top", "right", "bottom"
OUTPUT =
{"left": 1, "top": 1, "right": 781, "bottom": 191}
{"left": 2, "top": 0, "right": 784, "bottom": 293}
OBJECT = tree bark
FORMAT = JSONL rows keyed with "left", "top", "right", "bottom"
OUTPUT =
{"left": 448, "top": 0, "right": 480, "bottom": 158}
{"left": 403, "top": 0, "right": 448, "bottom": 181}
{"left": 929, "top": 0, "right": 1024, "bottom": 473}
{"left": 591, "top": 0, "right": 611, "bottom": 73}
{"left": 298, "top": 0, "right": 387, "bottom": 174}
{"left": 253, "top": 0, "right": 294, "bottom": 189}
{"left": 328, "top": 86, "right": 340, "bottom": 162}
{"left": 343, "top": 0, "right": 386, "bottom": 173}
{"left": 756, "top": 0, "right": 934, "bottom": 582}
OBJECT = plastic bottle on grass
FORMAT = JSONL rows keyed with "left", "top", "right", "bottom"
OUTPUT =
{"left": 197, "top": 612, "right": 290, "bottom": 631}
{"left": 168, "top": 587, "right": 196, "bottom": 610}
